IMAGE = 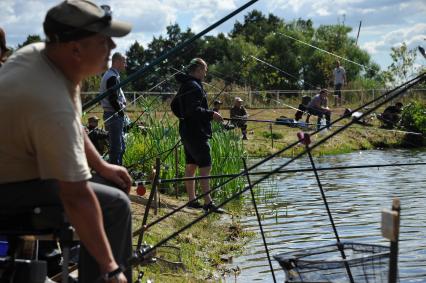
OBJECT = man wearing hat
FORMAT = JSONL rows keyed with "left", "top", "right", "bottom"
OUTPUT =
{"left": 87, "top": 116, "right": 109, "bottom": 154}
{"left": 230, "top": 96, "right": 249, "bottom": 139}
{"left": 307, "top": 88, "right": 332, "bottom": 129}
{"left": 0, "top": 1, "right": 133, "bottom": 282}
{"left": 212, "top": 99, "right": 223, "bottom": 113}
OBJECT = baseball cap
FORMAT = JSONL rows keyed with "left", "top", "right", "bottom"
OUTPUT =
{"left": 214, "top": 99, "right": 223, "bottom": 105}
{"left": 234, "top": 97, "right": 243, "bottom": 102}
{"left": 43, "top": 0, "right": 132, "bottom": 43}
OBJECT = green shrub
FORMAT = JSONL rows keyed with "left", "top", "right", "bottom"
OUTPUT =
{"left": 401, "top": 102, "right": 426, "bottom": 135}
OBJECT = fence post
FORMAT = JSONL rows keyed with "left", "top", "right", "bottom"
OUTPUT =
{"left": 154, "top": 158, "right": 161, "bottom": 215}
{"left": 174, "top": 146, "right": 179, "bottom": 199}
{"left": 270, "top": 123, "right": 274, "bottom": 148}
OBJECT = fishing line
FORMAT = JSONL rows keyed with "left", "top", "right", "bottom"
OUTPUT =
{"left": 134, "top": 73, "right": 425, "bottom": 265}
{"left": 242, "top": 158, "right": 277, "bottom": 283}
{"left": 137, "top": 73, "right": 425, "bottom": 237}
{"left": 83, "top": 0, "right": 260, "bottom": 110}
{"left": 249, "top": 55, "right": 317, "bottom": 89}
{"left": 140, "top": 72, "right": 425, "bottom": 231}
{"left": 277, "top": 32, "right": 374, "bottom": 71}
{"left": 302, "top": 132, "right": 354, "bottom": 282}
{"left": 134, "top": 162, "right": 426, "bottom": 185}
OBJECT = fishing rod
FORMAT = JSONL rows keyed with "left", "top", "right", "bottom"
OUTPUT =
{"left": 83, "top": 0, "right": 259, "bottom": 111}
{"left": 277, "top": 32, "right": 374, "bottom": 71}
{"left": 137, "top": 73, "right": 425, "bottom": 236}
{"left": 86, "top": 70, "right": 180, "bottom": 136}
{"left": 249, "top": 55, "right": 317, "bottom": 89}
{"left": 134, "top": 161, "right": 426, "bottom": 185}
{"left": 134, "top": 72, "right": 426, "bottom": 264}
{"left": 301, "top": 132, "right": 354, "bottom": 282}
{"left": 225, "top": 114, "right": 424, "bottom": 136}
{"left": 242, "top": 158, "right": 277, "bottom": 283}
{"left": 127, "top": 82, "right": 230, "bottom": 170}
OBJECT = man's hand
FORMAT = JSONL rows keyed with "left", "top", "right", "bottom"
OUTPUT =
{"left": 212, "top": 111, "right": 223, "bottom": 122}
{"left": 106, "top": 272, "right": 127, "bottom": 283}
{"left": 98, "top": 163, "right": 132, "bottom": 194}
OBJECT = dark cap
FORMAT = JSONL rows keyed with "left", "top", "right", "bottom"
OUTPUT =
{"left": 43, "top": 0, "right": 132, "bottom": 43}
{"left": 214, "top": 99, "right": 223, "bottom": 105}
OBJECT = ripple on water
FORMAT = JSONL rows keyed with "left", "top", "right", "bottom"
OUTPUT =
{"left": 226, "top": 150, "right": 426, "bottom": 283}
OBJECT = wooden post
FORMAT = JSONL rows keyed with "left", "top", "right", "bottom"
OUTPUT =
{"left": 381, "top": 198, "right": 400, "bottom": 283}
{"left": 153, "top": 158, "right": 161, "bottom": 215}
{"left": 270, "top": 123, "right": 274, "bottom": 148}
{"left": 174, "top": 146, "right": 179, "bottom": 199}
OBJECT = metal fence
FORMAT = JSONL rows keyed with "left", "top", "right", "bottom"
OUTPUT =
{"left": 82, "top": 88, "right": 425, "bottom": 111}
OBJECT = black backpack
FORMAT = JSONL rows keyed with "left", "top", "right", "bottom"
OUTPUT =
{"left": 170, "top": 93, "right": 184, "bottom": 119}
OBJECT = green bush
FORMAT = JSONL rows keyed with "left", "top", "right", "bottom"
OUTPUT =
{"left": 401, "top": 102, "right": 426, "bottom": 135}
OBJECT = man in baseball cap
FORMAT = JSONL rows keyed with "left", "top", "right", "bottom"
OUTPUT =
{"left": 0, "top": 1, "right": 133, "bottom": 282}
{"left": 43, "top": 0, "right": 131, "bottom": 42}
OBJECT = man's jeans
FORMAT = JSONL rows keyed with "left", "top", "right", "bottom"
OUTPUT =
{"left": 104, "top": 112, "right": 125, "bottom": 165}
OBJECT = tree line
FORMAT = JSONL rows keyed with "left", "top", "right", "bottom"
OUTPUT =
{"left": 13, "top": 10, "right": 425, "bottom": 93}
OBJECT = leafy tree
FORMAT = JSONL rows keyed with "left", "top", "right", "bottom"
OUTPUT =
{"left": 17, "top": 35, "right": 42, "bottom": 48}
{"left": 230, "top": 10, "right": 284, "bottom": 46}
{"left": 125, "top": 41, "right": 146, "bottom": 91}
{"left": 384, "top": 42, "right": 418, "bottom": 86}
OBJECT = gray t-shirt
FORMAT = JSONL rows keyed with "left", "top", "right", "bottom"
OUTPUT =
{"left": 333, "top": 66, "right": 346, "bottom": 85}
{"left": 0, "top": 43, "right": 91, "bottom": 183}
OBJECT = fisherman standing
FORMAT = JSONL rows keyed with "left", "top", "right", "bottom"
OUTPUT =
{"left": 332, "top": 60, "right": 346, "bottom": 107}
{"left": 100, "top": 52, "right": 127, "bottom": 165}
{"left": 172, "top": 58, "right": 224, "bottom": 213}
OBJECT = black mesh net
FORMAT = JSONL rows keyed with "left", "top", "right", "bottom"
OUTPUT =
{"left": 274, "top": 242, "right": 393, "bottom": 283}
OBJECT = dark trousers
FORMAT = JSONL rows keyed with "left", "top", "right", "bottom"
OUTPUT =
{"left": 0, "top": 176, "right": 133, "bottom": 283}
{"left": 104, "top": 112, "right": 126, "bottom": 165}
{"left": 307, "top": 108, "right": 331, "bottom": 129}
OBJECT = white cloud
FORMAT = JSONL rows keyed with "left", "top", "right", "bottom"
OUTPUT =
{"left": 1, "top": 0, "right": 425, "bottom": 69}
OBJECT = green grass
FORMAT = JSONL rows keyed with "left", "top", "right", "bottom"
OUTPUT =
{"left": 131, "top": 194, "right": 254, "bottom": 282}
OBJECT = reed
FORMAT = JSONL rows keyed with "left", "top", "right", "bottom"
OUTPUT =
{"left": 123, "top": 111, "right": 247, "bottom": 202}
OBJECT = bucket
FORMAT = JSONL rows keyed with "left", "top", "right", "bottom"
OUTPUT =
{"left": 0, "top": 240, "right": 8, "bottom": 257}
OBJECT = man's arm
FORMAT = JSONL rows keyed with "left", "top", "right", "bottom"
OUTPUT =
{"left": 84, "top": 132, "right": 131, "bottom": 193}
{"left": 106, "top": 76, "right": 123, "bottom": 114}
{"left": 58, "top": 180, "right": 120, "bottom": 276}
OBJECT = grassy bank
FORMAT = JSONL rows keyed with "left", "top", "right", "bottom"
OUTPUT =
{"left": 239, "top": 107, "right": 418, "bottom": 157}
{"left": 130, "top": 191, "right": 254, "bottom": 282}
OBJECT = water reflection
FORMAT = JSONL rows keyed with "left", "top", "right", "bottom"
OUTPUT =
{"left": 227, "top": 150, "right": 426, "bottom": 282}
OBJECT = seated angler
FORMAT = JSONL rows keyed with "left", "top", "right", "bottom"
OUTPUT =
{"left": 0, "top": 1, "right": 134, "bottom": 282}
{"left": 230, "top": 96, "right": 249, "bottom": 140}
{"left": 306, "top": 88, "right": 332, "bottom": 130}
{"left": 379, "top": 102, "right": 403, "bottom": 129}
{"left": 86, "top": 115, "right": 109, "bottom": 155}
{"left": 295, "top": 95, "right": 312, "bottom": 122}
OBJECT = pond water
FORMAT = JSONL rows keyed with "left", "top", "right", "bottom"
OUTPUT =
{"left": 226, "top": 149, "right": 426, "bottom": 282}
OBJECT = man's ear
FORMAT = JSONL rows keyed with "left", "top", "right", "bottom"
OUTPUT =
{"left": 69, "top": 41, "right": 83, "bottom": 61}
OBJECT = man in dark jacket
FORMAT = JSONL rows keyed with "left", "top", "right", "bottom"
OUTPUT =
{"left": 172, "top": 58, "right": 224, "bottom": 213}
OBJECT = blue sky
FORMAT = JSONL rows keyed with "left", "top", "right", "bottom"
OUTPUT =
{"left": 1, "top": 0, "right": 425, "bottom": 71}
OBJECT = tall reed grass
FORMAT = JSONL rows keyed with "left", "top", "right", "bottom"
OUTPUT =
{"left": 123, "top": 110, "right": 247, "bottom": 202}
